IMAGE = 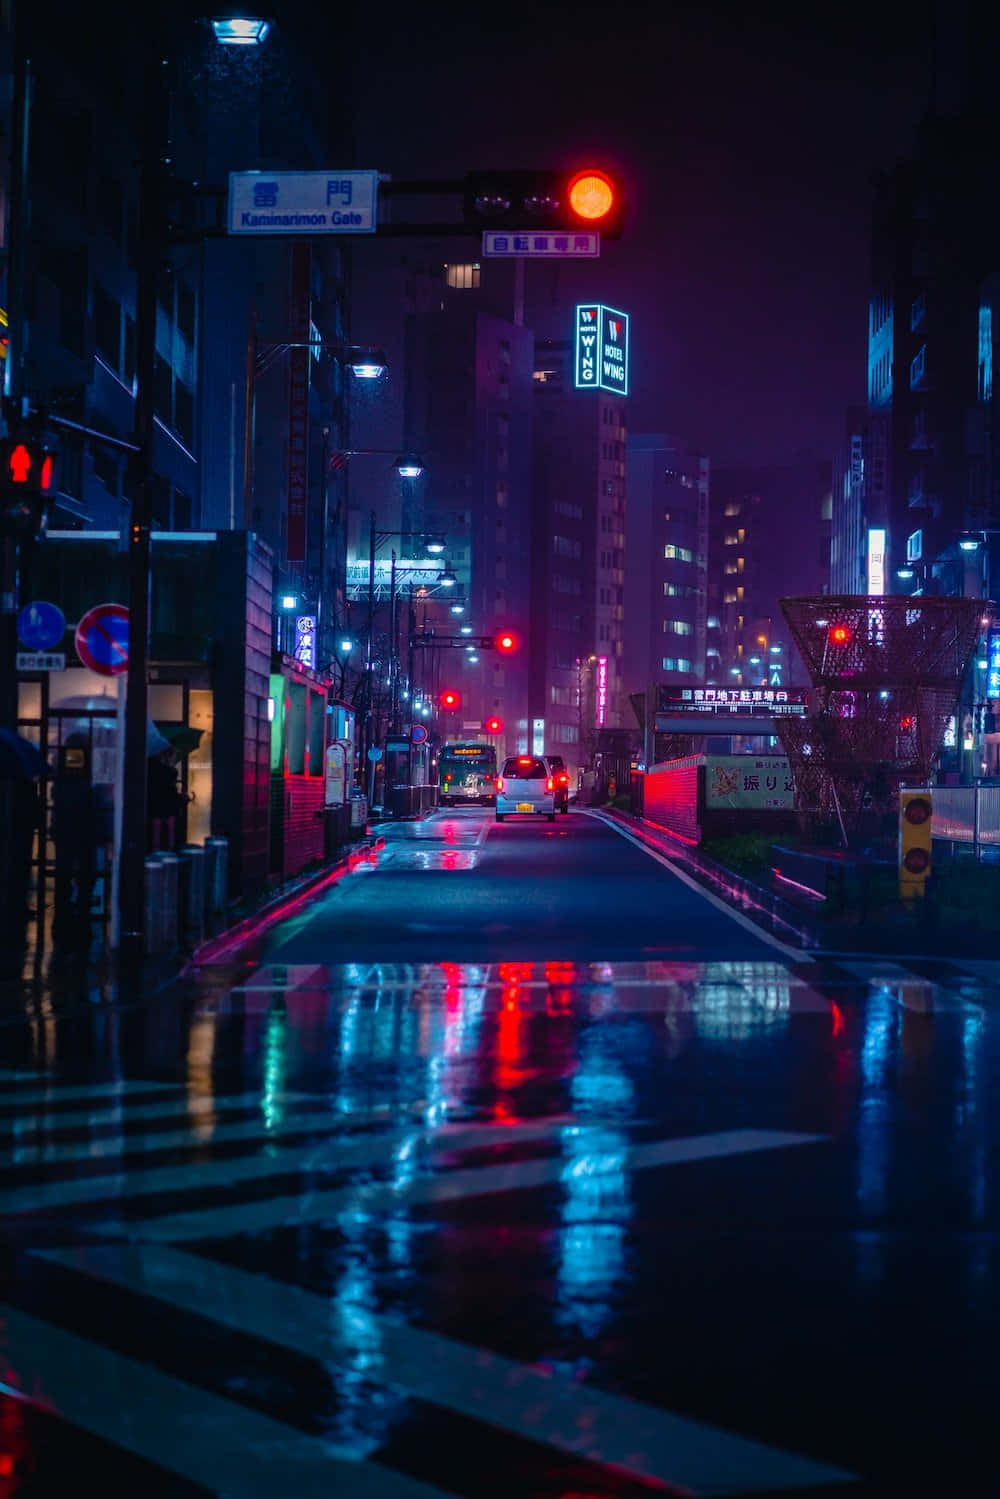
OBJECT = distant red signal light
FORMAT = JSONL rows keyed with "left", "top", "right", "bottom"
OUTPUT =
{"left": 829, "top": 624, "right": 852, "bottom": 646}
{"left": 899, "top": 715, "right": 916, "bottom": 732}
{"left": 484, "top": 715, "right": 504, "bottom": 734}
{"left": 440, "top": 688, "right": 461, "bottom": 711}
{"left": 495, "top": 630, "right": 518, "bottom": 654}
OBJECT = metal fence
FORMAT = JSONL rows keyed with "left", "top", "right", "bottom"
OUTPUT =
{"left": 928, "top": 785, "right": 1000, "bottom": 853}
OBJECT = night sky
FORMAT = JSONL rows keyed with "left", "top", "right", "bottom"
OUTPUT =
{"left": 342, "top": 1, "right": 930, "bottom": 467}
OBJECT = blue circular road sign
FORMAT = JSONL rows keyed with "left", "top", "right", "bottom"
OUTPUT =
{"left": 17, "top": 600, "right": 66, "bottom": 651}
{"left": 75, "top": 602, "right": 130, "bottom": 677}
{"left": 410, "top": 724, "right": 428, "bottom": 744}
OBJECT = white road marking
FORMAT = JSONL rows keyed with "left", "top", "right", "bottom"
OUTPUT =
{"left": 583, "top": 809, "right": 808, "bottom": 961}
{"left": 0, "top": 1091, "right": 310, "bottom": 1138}
{"left": 0, "top": 1304, "right": 452, "bottom": 1497}
{"left": 0, "top": 1117, "right": 576, "bottom": 1214}
{"left": 0, "top": 1078, "right": 179, "bottom": 1109}
{"left": 37, "top": 1243, "right": 855, "bottom": 1495}
{"left": 95, "top": 1128, "right": 826, "bottom": 1243}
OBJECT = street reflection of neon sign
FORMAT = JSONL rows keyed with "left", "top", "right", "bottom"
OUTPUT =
{"left": 596, "top": 656, "right": 608, "bottom": 725}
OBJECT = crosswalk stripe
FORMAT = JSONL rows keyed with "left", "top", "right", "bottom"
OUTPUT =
{"left": 0, "top": 1109, "right": 567, "bottom": 1171}
{"left": 100, "top": 1127, "right": 826, "bottom": 1243}
{"left": 0, "top": 1117, "right": 576, "bottom": 1215}
{"left": 0, "top": 1079, "right": 179, "bottom": 1108}
{"left": 37, "top": 1243, "right": 855, "bottom": 1495}
{"left": 0, "top": 1304, "right": 452, "bottom": 1498}
{"left": 0, "top": 1090, "right": 310, "bottom": 1137}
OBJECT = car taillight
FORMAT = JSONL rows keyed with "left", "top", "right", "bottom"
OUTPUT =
{"left": 558, "top": 772, "right": 569, "bottom": 785}
{"left": 496, "top": 776, "right": 504, "bottom": 793}
{"left": 546, "top": 777, "right": 554, "bottom": 792}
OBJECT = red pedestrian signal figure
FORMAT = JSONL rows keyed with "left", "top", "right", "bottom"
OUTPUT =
{"left": 1, "top": 437, "right": 56, "bottom": 493}
{"left": 484, "top": 716, "right": 503, "bottom": 734}
{"left": 440, "top": 688, "right": 461, "bottom": 712}
{"left": 494, "top": 629, "right": 518, "bottom": 654}
{"left": 8, "top": 444, "right": 31, "bottom": 483}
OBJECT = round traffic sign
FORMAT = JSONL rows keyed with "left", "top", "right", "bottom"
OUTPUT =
{"left": 17, "top": 600, "right": 66, "bottom": 651}
{"left": 75, "top": 602, "right": 130, "bottom": 677}
{"left": 367, "top": 746, "right": 383, "bottom": 762}
{"left": 410, "top": 724, "right": 428, "bottom": 745}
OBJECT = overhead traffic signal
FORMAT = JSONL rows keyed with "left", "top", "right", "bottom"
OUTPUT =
{"left": 440, "top": 688, "right": 462, "bottom": 712}
{"left": 494, "top": 629, "right": 519, "bottom": 655}
{"left": 484, "top": 715, "right": 504, "bottom": 735}
{"left": 463, "top": 167, "right": 625, "bottom": 239}
{"left": 899, "top": 789, "right": 932, "bottom": 900}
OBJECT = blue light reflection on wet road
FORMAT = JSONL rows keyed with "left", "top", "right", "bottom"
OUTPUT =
{"left": 1, "top": 952, "right": 999, "bottom": 1496}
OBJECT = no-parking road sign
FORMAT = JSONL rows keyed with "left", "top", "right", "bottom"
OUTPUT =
{"left": 75, "top": 602, "right": 130, "bottom": 677}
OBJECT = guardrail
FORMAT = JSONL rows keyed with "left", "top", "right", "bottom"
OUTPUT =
{"left": 931, "top": 785, "right": 1000, "bottom": 856}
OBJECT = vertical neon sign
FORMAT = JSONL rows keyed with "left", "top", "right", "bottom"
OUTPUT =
{"left": 596, "top": 656, "right": 608, "bottom": 725}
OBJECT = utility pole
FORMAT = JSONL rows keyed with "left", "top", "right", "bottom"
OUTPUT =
{"left": 119, "top": 31, "right": 169, "bottom": 962}
{"left": 365, "top": 508, "right": 376, "bottom": 802}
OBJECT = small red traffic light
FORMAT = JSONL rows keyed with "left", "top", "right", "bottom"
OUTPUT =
{"left": 484, "top": 716, "right": 504, "bottom": 734}
{"left": 903, "top": 847, "right": 930, "bottom": 875}
{"left": 440, "top": 688, "right": 461, "bottom": 711}
{"left": 40, "top": 454, "right": 54, "bottom": 490}
{"left": 495, "top": 629, "right": 518, "bottom": 654}
{"left": 829, "top": 624, "right": 852, "bottom": 646}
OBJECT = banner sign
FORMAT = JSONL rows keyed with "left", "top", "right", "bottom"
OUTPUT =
{"left": 659, "top": 686, "right": 809, "bottom": 717}
{"left": 705, "top": 755, "right": 795, "bottom": 811}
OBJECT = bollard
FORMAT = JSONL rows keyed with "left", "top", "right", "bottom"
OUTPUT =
{"left": 152, "top": 852, "right": 180, "bottom": 952}
{"left": 179, "top": 844, "right": 206, "bottom": 946}
{"left": 204, "top": 836, "right": 228, "bottom": 914}
{"left": 144, "top": 857, "right": 165, "bottom": 955}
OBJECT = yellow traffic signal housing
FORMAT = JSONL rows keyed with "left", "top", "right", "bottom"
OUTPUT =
{"left": 899, "top": 789, "right": 932, "bottom": 899}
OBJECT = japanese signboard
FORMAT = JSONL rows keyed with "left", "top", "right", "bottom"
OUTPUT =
{"left": 705, "top": 755, "right": 795, "bottom": 811}
{"left": 659, "top": 686, "right": 809, "bottom": 717}
{"left": 228, "top": 172, "right": 379, "bottom": 234}
{"left": 482, "top": 231, "right": 599, "bottom": 257}
{"left": 596, "top": 656, "right": 608, "bottom": 725}
{"left": 987, "top": 628, "right": 1000, "bottom": 700}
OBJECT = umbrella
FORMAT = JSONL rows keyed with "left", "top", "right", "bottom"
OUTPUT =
{"left": 48, "top": 697, "right": 171, "bottom": 758}
{"left": 0, "top": 728, "right": 46, "bottom": 780}
{"left": 155, "top": 723, "right": 204, "bottom": 756}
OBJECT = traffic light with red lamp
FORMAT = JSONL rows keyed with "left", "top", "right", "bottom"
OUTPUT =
{"left": 484, "top": 715, "right": 504, "bottom": 735}
{"left": 440, "top": 688, "right": 462, "bottom": 712}
{"left": 494, "top": 629, "right": 518, "bottom": 654}
{"left": 463, "top": 168, "right": 625, "bottom": 239}
{"left": 0, "top": 431, "right": 57, "bottom": 538}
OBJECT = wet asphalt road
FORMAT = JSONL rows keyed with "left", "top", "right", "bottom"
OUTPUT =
{"left": 261, "top": 806, "right": 788, "bottom": 965}
{"left": 2, "top": 805, "right": 1000, "bottom": 1497}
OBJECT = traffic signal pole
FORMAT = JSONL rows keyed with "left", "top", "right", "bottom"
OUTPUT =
{"left": 118, "top": 33, "right": 168, "bottom": 964}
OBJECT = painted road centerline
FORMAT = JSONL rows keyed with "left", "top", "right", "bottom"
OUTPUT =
{"left": 0, "top": 1304, "right": 451, "bottom": 1499}
{"left": 37, "top": 1243, "right": 855, "bottom": 1495}
{"left": 100, "top": 1128, "right": 826, "bottom": 1243}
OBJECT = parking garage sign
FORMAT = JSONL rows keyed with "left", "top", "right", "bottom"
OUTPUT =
{"left": 228, "top": 172, "right": 379, "bottom": 234}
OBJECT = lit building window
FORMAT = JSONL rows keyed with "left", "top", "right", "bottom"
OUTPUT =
{"left": 663, "top": 544, "right": 694, "bottom": 562}
{"left": 445, "top": 263, "right": 481, "bottom": 290}
{"left": 663, "top": 619, "right": 693, "bottom": 635}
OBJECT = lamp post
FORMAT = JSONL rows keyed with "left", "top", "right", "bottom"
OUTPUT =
{"left": 119, "top": 14, "right": 270, "bottom": 965}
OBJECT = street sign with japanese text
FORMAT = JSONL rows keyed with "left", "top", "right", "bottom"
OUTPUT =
{"left": 987, "top": 628, "right": 1000, "bottom": 699}
{"left": 228, "top": 171, "right": 379, "bottom": 234}
{"left": 705, "top": 755, "right": 795, "bottom": 811}
{"left": 16, "top": 651, "right": 65, "bottom": 671}
{"left": 482, "top": 230, "right": 600, "bottom": 257}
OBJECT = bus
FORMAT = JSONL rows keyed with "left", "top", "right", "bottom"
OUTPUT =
{"left": 438, "top": 741, "right": 498, "bottom": 806}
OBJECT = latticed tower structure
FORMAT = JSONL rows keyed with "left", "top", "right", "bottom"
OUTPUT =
{"left": 777, "top": 596, "right": 988, "bottom": 839}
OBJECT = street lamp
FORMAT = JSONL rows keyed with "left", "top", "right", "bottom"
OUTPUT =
{"left": 346, "top": 348, "right": 388, "bottom": 380}
{"left": 395, "top": 454, "right": 424, "bottom": 479}
{"left": 424, "top": 534, "right": 446, "bottom": 554}
{"left": 437, "top": 565, "right": 457, "bottom": 588}
{"left": 210, "top": 16, "right": 271, "bottom": 45}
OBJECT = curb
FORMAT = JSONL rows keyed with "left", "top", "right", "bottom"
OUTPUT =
{"left": 182, "top": 833, "right": 384, "bottom": 973}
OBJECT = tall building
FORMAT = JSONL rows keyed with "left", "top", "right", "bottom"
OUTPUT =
{"left": 530, "top": 332, "right": 628, "bottom": 772}
{"left": 625, "top": 435, "right": 708, "bottom": 696}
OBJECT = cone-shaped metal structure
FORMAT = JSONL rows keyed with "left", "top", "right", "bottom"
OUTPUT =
{"left": 777, "top": 595, "right": 989, "bottom": 838}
